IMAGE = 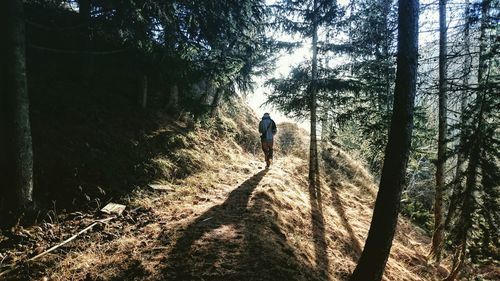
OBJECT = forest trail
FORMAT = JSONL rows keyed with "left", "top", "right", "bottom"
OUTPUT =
{"left": 0, "top": 101, "right": 445, "bottom": 280}
{"left": 162, "top": 158, "right": 308, "bottom": 280}
{"left": 2, "top": 148, "right": 444, "bottom": 281}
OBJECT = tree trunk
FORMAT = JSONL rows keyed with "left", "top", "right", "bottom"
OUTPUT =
{"left": 445, "top": 1, "right": 489, "bottom": 278}
{"left": 349, "top": 0, "right": 419, "bottom": 278}
{"left": 309, "top": 0, "right": 320, "bottom": 187}
{"left": 78, "top": 0, "right": 93, "bottom": 85}
{"left": 444, "top": 242, "right": 467, "bottom": 281}
{"left": 444, "top": 101, "right": 482, "bottom": 281}
{"left": 381, "top": 0, "right": 392, "bottom": 115}
{"left": 348, "top": 0, "right": 355, "bottom": 76}
{"left": 444, "top": 94, "right": 468, "bottom": 229}
{"left": 167, "top": 84, "right": 179, "bottom": 111}
{"left": 211, "top": 87, "right": 223, "bottom": 118}
{"left": 0, "top": 0, "right": 7, "bottom": 211}
{"left": 444, "top": 0, "right": 471, "bottom": 229}
{"left": 320, "top": 111, "right": 329, "bottom": 145}
{"left": 2, "top": 0, "right": 34, "bottom": 212}
{"left": 477, "top": 0, "right": 489, "bottom": 85}
{"left": 429, "top": 0, "right": 448, "bottom": 263}
{"left": 141, "top": 75, "right": 148, "bottom": 109}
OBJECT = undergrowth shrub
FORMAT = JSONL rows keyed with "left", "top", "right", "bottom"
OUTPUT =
{"left": 275, "top": 122, "right": 307, "bottom": 159}
{"left": 219, "top": 98, "right": 261, "bottom": 154}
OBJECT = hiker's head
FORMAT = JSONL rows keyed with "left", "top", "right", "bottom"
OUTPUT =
{"left": 263, "top": 113, "right": 270, "bottom": 119}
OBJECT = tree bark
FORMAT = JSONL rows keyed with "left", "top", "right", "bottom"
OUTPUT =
{"left": 167, "top": 84, "right": 179, "bottom": 111}
{"left": 444, "top": 0, "right": 471, "bottom": 229}
{"left": 444, "top": 101, "right": 482, "bottom": 281}
{"left": 141, "top": 75, "right": 148, "bottom": 109}
{"left": 429, "top": 0, "right": 448, "bottom": 263}
{"left": 477, "top": 0, "right": 489, "bottom": 85}
{"left": 381, "top": 0, "right": 393, "bottom": 115}
{"left": 211, "top": 87, "right": 223, "bottom": 118}
{"left": 0, "top": 1, "right": 7, "bottom": 210}
{"left": 445, "top": 94, "right": 468, "bottom": 229}
{"left": 309, "top": 0, "right": 320, "bottom": 187}
{"left": 349, "top": 0, "right": 419, "bottom": 278}
{"left": 444, "top": 1, "right": 489, "bottom": 278}
{"left": 444, "top": 242, "right": 466, "bottom": 281}
{"left": 2, "top": 0, "right": 34, "bottom": 211}
{"left": 78, "top": 0, "right": 94, "bottom": 85}
{"left": 320, "top": 111, "right": 329, "bottom": 144}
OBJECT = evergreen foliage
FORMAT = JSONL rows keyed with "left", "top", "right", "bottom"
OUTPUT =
{"left": 0, "top": 0, "right": 273, "bottom": 214}
{"left": 23, "top": 0, "right": 273, "bottom": 114}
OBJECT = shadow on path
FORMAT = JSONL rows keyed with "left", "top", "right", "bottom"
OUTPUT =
{"left": 321, "top": 150, "right": 363, "bottom": 260}
{"left": 330, "top": 185, "right": 362, "bottom": 258}
{"left": 308, "top": 180, "right": 331, "bottom": 281}
{"left": 161, "top": 169, "right": 320, "bottom": 281}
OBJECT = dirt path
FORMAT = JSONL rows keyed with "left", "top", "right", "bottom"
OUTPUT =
{"left": 5, "top": 156, "right": 320, "bottom": 281}
{"left": 161, "top": 158, "right": 319, "bottom": 281}
{"left": 1, "top": 153, "right": 440, "bottom": 281}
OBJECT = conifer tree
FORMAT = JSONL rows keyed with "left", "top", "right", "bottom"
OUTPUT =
{"left": 445, "top": 0, "right": 499, "bottom": 277}
{"left": 444, "top": 0, "right": 472, "bottom": 232}
{"left": 1, "top": 0, "right": 34, "bottom": 213}
{"left": 429, "top": 0, "right": 448, "bottom": 263}
{"left": 336, "top": 0, "right": 398, "bottom": 171}
{"left": 267, "top": 0, "right": 342, "bottom": 184}
{"left": 349, "top": 0, "right": 419, "bottom": 278}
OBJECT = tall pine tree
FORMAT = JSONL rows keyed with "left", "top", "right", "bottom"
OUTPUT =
{"left": 1, "top": 0, "right": 34, "bottom": 214}
{"left": 349, "top": 0, "right": 419, "bottom": 278}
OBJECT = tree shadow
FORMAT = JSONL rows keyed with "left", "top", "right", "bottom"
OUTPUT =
{"left": 107, "top": 259, "right": 149, "bottom": 281}
{"left": 321, "top": 148, "right": 363, "bottom": 259}
{"left": 308, "top": 180, "right": 331, "bottom": 280}
{"left": 162, "top": 169, "right": 267, "bottom": 280}
{"left": 330, "top": 185, "right": 362, "bottom": 258}
{"left": 161, "top": 170, "right": 322, "bottom": 281}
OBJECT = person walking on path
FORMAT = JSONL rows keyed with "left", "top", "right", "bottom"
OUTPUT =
{"left": 259, "top": 113, "right": 277, "bottom": 168}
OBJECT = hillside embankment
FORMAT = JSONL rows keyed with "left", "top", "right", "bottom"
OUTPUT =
{"left": 0, "top": 97, "right": 478, "bottom": 281}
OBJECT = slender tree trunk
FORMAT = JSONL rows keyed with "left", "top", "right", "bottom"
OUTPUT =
{"left": 78, "top": 0, "right": 93, "bottom": 85}
{"left": 477, "top": 0, "right": 489, "bottom": 85}
{"left": 430, "top": 0, "right": 448, "bottom": 263}
{"left": 0, "top": 1, "right": 7, "bottom": 210}
{"left": 167, "top": 84, "right": 179, "bottom": 111}
{"left": 445, "top": 2, "right": 489, "bottom": 278}
{"left": 348, "top": 0, "right": 355, "bottom": 76}
{"left": 320, "top": 111, "right": 329, "bottom": 145}
{"left": 141, "top": 75, "right": 148, "bottom": 109}
{"left": 445, "top": 94, "right": 468, "bottom": 228}
{"left": 3, "top": 0, "right": 34, "bottom": 212}
{"left": 444, "top": 0, "right": 471, "bottom": 229}
{"left": 309, "top": 0, "right": 320, "bottom": 187}
{"left": 444, "top": 101, "right": 483, "bottom": 281}
{"left": 211, "top": 87, "right": 223, "bottom": 118}
{"left": 381, "top": 0, "right": 392, "bottom": 115}
{"left": 349, "top": 0, "right": 419, "bottom": 278}
{"left": 444, "top": 241, "right": 467, "bottom": 281}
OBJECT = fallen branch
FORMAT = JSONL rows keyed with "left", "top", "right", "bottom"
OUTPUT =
{"left": 0, "top": 216, "right": 115, "bottom": 277}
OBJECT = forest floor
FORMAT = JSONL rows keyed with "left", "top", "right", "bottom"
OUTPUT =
{"left": 1, "top": 144, "right": 464, "bottom": 281}
{"left": 1, "top": 94, "right": 497, "bottom": 280}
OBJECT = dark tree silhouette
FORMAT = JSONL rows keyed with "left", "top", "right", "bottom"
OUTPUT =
{"left": 349, "top": 0, "right": 419, "bottom": 278}
{"left": 1, "top": 0, "right": 34, "bottom": 213}
{"left": 429, "top": 0, "right": 448, "bottom": 263}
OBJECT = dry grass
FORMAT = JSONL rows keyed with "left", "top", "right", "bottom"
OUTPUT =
{"left": 0, "top": 100, "right": 477, "bottom": 280}
{"left": 274, "top": 122, "right": 309, "bottom": 159}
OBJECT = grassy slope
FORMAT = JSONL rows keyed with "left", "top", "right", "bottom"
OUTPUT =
{"left": 4, "top": 98, "right": 491, "bottom": 280}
